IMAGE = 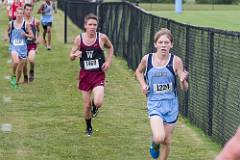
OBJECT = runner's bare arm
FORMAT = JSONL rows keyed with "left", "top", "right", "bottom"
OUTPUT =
{"left": 135, "top": 55, "right": 149, "bottom": 95}
{"left": 52, "top": 1, "right": 57, "bottom": 13}
{"left": 35, "top": 18, "right": 42, "bottom": 43}
{"left": 25, "top": 23, "right": 34, "bottom": 39}
{"left": 3, "top": 22, "right": 11, "bottom": 41}
{"left": 35, "top": 19, "right": 40, "bottom": 37}
{"left": 37, "top": 4, "right": 44, "bottom": 14}
{"left": 70, "top": 36, "right": 82, "bottom": 61}
{"left": 101, "top": 34, "right": 114, "bottom": 71}
{"left": 174, "top": 56, "right": 189, "bottom": 91}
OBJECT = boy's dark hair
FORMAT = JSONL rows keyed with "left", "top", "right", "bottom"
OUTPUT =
{"left": 24, "top": 3, "right": 33, "bottom": 9}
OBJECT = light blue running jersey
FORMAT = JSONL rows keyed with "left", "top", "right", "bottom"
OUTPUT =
{"left": 145, "top": 53, "right": 179, "bottom": 123}
{"left": 145, "top": 53, "right": 177, "bottom": 101}
{"left": 9, "top": 20, "right": 28, "bottom": 59}
{"left": 41, "top": 2, "right": 53, "bottom": 23}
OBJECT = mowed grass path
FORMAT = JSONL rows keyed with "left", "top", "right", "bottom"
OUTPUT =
{"left": 0, "top": 3, "right": 220, "bottom": 160}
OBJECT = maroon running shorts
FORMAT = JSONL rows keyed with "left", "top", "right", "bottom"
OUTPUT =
{"left": 78, "top": 69, "right": 105, "bottom": 91}
{"left": 27, "top": 43, "right": 37, "bottom": 52}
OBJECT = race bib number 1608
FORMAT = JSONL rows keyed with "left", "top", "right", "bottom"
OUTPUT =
{"left": 84, "top": 59, "right": 100, "bottom": 70}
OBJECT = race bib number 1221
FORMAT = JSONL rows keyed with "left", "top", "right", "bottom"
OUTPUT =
{"left": 153, "top": 82, "right": 173, "bottom": 94}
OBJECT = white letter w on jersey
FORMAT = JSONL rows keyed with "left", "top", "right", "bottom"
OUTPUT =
{"left": 86, "top": 51, "right": 94, "bottom": 58}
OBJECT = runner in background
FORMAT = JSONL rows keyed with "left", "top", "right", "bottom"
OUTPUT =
{"left": 23, "top": 3, "right": 41, "bottom": 83}
{"left": 37, "top": 0, "right": 57, "bottom": 50}
{"left": 9, "top": 0, "right": 24, "bottom": 21}
{"left": 4, "top": 0, "right": 14, "bottom": 20}
{"left": 69, "top": 14, "right": 114, "bottom": 136}
{"left": 4, "top": 7, "right": 33, "bottom": 88}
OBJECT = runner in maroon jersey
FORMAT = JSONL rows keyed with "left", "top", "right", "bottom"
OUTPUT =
{"left": 69, "top": 13, "right": 114, "bottom": 136}
{"left": 23, "top": 3, "right": 41, "bottom": 82}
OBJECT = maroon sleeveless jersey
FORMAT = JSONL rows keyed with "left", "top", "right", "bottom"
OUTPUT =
{"left": 79, "top": 32, "right": 105, "bottom": 71}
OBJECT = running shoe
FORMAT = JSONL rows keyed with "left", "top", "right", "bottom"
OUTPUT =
{"left": 47, "top": 45, "right": 51, "bottom": 51}
{"left": 86, "top": 127, "right": 93, "bottom": 136}
{"left": 10, "top": 76, "right": 16, "bottom": 86}
{"left": 149, "top": 144, "right": 160, "bottom": 159}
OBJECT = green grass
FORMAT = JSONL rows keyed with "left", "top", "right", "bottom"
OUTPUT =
{"left": 0, "top": 2, "right": 221, "bottom": 160}
{"left": 139, "top": 4, "right": 240, "bottom": 32}
{"left": 151, "top": 10, "right": 240, "bottom": 31}
{"left": 140, "top": 3, "right": 240, "bottom": 11}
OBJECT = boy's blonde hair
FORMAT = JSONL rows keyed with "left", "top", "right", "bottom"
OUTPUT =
{"left": 154, "top": 28, "right": 173, "bottom": 43}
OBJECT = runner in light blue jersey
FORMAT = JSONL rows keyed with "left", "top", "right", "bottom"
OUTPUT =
{"left": 4, "top": 7, "right": 33, "bottom": 88}
{"left": 145, "top": 53, "right": 179, "bottom": 123}
{"left": 37, "top": 0, "right": 56, "bottom": 50}
{"left": 135, "top": 28, "right": 189, "bottom": 160}
{"left": 9, "top": 20, "right": 28, "bottom": 59}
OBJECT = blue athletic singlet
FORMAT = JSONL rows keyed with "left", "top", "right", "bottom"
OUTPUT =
{"left": 41, "top": 2, "right": 53, "bottom": 23}
{"left": 9, "top": 20, "right": 28, "bottom": 59}
{"left": 145, "top": 53, "right": 179, "bottom": 123}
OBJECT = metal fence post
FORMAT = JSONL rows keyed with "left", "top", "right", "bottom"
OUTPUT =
{"left": 208, "top": 31, "right": 214, "bottom": 136}
{"left": 64, "top": 0, "right": 68, "bottom": 43}
{"left": 184, "top": 25, "right": 190, "bottom": 117}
